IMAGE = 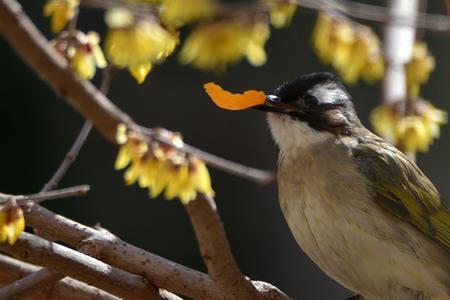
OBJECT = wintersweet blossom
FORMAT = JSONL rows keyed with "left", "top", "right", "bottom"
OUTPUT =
{"left": 0, "top": 206, "right": 25, "bottom": 245}
{"left": 53, "top": 31, "right": 107, "bottom": 80}
{"left": 105, "top": 8, "right": 178, "bottom": 83}
{"left": 179, "top": 18, "right": 270, "bottom": 71}
{"left": 406, "top": 41, "right": 435, "bottom": 98}
{"left": 312, "top": 13, "right": 383, "bottom": 84}
{"left": 115, "top": 124, "right": 214, "bottom": 204}
{"left": 160, "top": 0, "right": 217, "bottom": 27}
{"left": 44, "top": 0, "right": 79, "bottom": 33}
{"left": 371, "top": 100, "right": 447, "bottom": 153}
{"left": 266, "top": 0, "right": 297, "bottom": 28}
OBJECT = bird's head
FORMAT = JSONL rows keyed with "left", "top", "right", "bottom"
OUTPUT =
{"left": 257, "top": 72, "right": 364, "bottom": 150}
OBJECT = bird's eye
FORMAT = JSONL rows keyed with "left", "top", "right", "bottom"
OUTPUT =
{"left": 302, "top": 94, "right": 319, "bottom": 108}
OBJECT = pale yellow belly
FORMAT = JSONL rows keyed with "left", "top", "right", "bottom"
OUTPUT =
{"left": 278, "top": 154, "right": 450, "bottom": 300}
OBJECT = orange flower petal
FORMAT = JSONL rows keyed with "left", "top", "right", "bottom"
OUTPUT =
{"left": 204, "top": 82, "right": 266, "bottom": 111}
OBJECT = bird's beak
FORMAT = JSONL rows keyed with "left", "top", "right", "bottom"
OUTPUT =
{"left": 253, "top": 95, "right": 292, "bottom": 114}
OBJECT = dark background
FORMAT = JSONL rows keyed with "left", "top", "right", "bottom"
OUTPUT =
{"left": 1, "top": 1, "right": 449, "bottom": 299}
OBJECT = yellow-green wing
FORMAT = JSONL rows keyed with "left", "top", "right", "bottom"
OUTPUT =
{"left": 352, "top": 139, "right": 450, "bottom": 251}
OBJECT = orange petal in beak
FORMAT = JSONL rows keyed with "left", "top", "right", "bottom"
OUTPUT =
{"left": 204, "top": 82, "right": 266, "bottom": 111}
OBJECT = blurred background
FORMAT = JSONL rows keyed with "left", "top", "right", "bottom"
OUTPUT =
{"left": 1, "top": 0, "right": 449, "bottom": 299}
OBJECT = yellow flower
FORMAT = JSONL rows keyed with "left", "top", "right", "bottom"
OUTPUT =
{"left": 370, "top": 104, "right": 398, "bottom": 143}
{"left": 370, "top": 100, "right": 446, "bottom": 153}
{"left": 179, "top": 18, "right": 270, "bottom": 71}
{"left": 397, "top": 116, "right": 430, "bottom": 153}
{"left": 105, "top": 8, "right": 178, "bottom": 83}
{"left": 266, "top": 0, "right": 297, "bottom": 28}
{"left": 312, "top": 13, "right": 384, "bottom": 84}
{"left": 160, "top": 0, "right": 217, "bottom": 27}
{"left": 53, "top": 31, "right": 107, "bottom": 80}
{"left": 406, "top": 41, "right": 435, "bottom": 98}
{"left": 44, "top": 0, "right": 79, "bottom": 33}
{"left": 114, "top": 125, "right": 214, "bottom": 203}
{"left": 0, "top": 206, "right": 25, "bottom": 245}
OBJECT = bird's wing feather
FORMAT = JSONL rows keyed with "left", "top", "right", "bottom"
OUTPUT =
{"left": 352, "top": 139, "right": 450, "bottom": 251}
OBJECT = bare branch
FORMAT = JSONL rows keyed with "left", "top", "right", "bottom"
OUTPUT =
{"left": 24, "top": 201, "right": 292, "bottom": 300}
{"left": 0, "top": 232, "right": 162, "bottom": 300}
{"left": 0, "top": 269, "right": 63, "bottom": 300}
{"left": 185, "top": 195, "right": 260, "bottom": 299}
{"left": 24, "top": 202, "right": 224, "bottom": 300}
{"left": 0, "top": 185, "right": 90, "bottom": 205}
{"left": 0, "top": 254, "right": 121, "bottom": 300}
{"left": 185, "top": 195, "right": 291, "bottom": 300}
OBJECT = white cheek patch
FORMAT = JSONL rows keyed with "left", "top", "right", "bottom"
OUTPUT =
{"left": 309, "top": 82, "right": 349, "bottom": 106}
{"left": 267, "top": 113, "right": 333, "bottom": 151}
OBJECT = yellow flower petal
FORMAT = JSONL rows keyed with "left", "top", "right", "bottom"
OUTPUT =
{"left": 267, "top": 1, "right": 297, "bottom": 28}
{"left": 138, "top": 156, "right": 161, "bottom": 188}
{"left": 160, "top": 0, "right": 217, "bottom": 27}
{"left": 44, "top": 0, "right": 79, "bottom": 33}
{"left": 124, "top": 161, "right": 142, "bottom": 185}
{"left": 0, "top": 211, "right": 7, "bottom": 243}
{"left": 105, "top": 8, "right": 134, "bottom": 28}
{"left": 129, "top": 62, "right": 152, "bottom": 84}
{"left": 71, "top": 50, "right": 96, "bottom": 80}
{"left": 116, "top": 123, "right": 128, "bottom": 145}
{"left": 115, "top": 143, "right": 133, "bottom": 170}
{"left": 7, "top": 216, "right": 25, "bottom": 245}
{"left": 164, "top": 164, "right": 189, "bottom": 200}
{"left": 149, "top": 161, "right": 172, "bottom": 198}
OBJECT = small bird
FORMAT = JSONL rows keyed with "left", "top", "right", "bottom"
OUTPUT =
{"left": 256, "top": 72, "right": 450, "bottom": 300}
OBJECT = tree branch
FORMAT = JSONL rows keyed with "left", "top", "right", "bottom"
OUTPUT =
{"left": 23, "top": 202, "right": 224, "bottom": 300}
{"left": 0, "top": 232, "right": 162, "bottom": 300}
{"left": 0, "top": 254, "right": 121, "bottom": 300}
{"left": 185, "top": 195, "right": 291, "bottom": 300}
{"left": 24, "top": 200, "right": 292, "bottom": 300}
{"left": 186, "top": 195, "right": 260, "bottom": 299}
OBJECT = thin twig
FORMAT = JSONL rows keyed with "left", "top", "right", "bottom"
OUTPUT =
{"left": 0, "top": 232, "right": 162, "bottom": 300}
{"left": 0, "top": 254, "right": 121, "bottom": 300}
{"left": 297, "top": 0, "right": 450, "bottom": 32}
{"left": 0, "top": 185, "right": 90, "bottom": 205}
{"left": 42, "top": 67, "right": 116, "bottom": 192}
{"left": 41, "top": 122, "right": 92, "bottom": 192}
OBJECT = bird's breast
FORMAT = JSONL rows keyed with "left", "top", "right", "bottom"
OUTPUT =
{"left": 277, "top": 143, "right": 450, "bottom": 299}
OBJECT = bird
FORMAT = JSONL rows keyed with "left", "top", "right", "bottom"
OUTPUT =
{"left": 255, "top": 72, "right": 450, "bottom": 300}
